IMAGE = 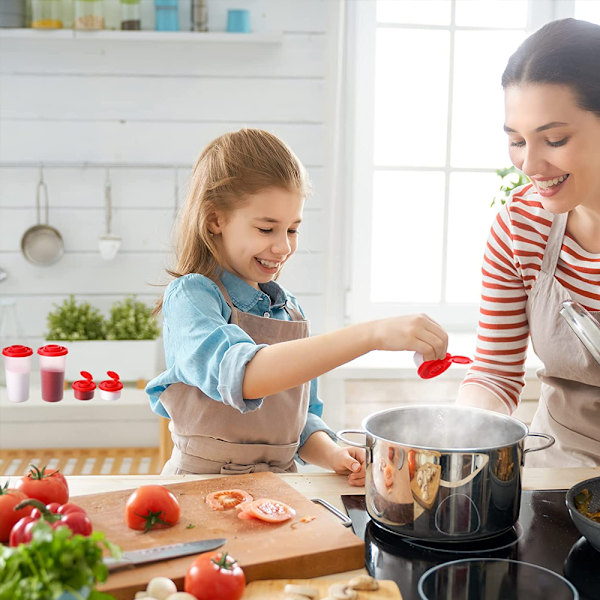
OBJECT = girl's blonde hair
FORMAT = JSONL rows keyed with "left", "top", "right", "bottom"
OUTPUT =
{"left": 156, "top": 129, "right": 310, "bottom": 312}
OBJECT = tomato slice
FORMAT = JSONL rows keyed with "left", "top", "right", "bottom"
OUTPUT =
{"left": 236, "top": 498, "right": 296, "bottom": 523}
{"left": 205, "top": 489, "right": 253, "bottom": 511}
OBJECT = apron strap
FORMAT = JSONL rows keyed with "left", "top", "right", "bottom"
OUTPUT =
{"left": 540, "top": 212, "right": 568, "bottom": 276}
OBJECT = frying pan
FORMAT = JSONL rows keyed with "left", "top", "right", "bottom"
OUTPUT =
{"left": 20, "top": 171, "right": 64, "bottom": 266}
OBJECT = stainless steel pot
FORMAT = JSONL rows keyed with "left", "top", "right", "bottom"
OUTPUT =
{"left": 337, "top": 404, "right": 554, "bottom": 542}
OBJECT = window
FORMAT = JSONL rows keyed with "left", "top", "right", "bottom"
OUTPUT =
{"left": 345, "top": 0, "right": 596, "bottom": 330}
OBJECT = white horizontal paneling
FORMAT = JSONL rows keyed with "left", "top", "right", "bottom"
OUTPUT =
{"left": 1, "top": 76, "right": 325, "bottom": 122}
{"left": 0, "top": 34, "right": 326, "bottom": 77}
{"left": 0, "top": 121, "right": 325, "bottom": 166}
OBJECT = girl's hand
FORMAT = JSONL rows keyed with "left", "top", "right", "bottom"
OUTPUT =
{"left": 328, "top": 446, "right": 366, "bottom": 487}
{"left": 371, "top": 314, "right": 448, "bottom": 361}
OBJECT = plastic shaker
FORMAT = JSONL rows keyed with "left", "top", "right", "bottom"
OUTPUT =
{"left": 99, "top": 371, "right": 122, "bottom": 401}
{"left": 2, "top": 345, "right": 33, "bottom": 403}
{"left": 72, "top": 371, "right": 96, "bottom": 401}
{"left": 414, "top": 352, "right": 473, "bottom": 379}
{"left": 37, "top": 344, "right": 69, "bottom": 402}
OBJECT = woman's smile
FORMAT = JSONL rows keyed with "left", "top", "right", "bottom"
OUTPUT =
{"left": 533, "top": 173, "right": 570, "bottom": 196}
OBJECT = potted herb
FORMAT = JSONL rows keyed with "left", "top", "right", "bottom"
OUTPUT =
{"left": 492, "top": 166, "right": 529, "bottom": 207}
{"left": 45, "top": 295, "right": 162, "bottom": 385}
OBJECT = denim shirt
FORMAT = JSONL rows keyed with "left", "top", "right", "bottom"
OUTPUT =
{"left": 146, "top": 270, "right": 334, "bottom": 450}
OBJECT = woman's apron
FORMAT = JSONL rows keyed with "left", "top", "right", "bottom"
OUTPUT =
{"left": 160, "top": 281, "right": 310, "bottom": 475}
{"left": 526, "top": 212, "right": 600, "bottom": 467}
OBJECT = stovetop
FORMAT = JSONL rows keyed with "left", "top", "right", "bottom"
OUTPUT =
{"left": 342, "top": 490, "right": 599, "bottom": 600}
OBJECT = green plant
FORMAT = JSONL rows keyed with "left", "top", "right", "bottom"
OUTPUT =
{"left": 105, "top": 296, "right": 160, "bottom": 340}
{"left": 46, "top": 296, "right": 106, "bottom": 341}
{"left": 492, "top": 166, "right": 529, "bottom": 207}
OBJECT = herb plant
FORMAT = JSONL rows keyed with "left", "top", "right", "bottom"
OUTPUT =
{"left": 0, "top": 520, "right": 120, "bottom": 600}
{"left": 46, "top": 296, "right": 106, "bottom": 341}
{"left": 105, "top": 296, "right": 160, "bottom": 341}
{"left": 492, "top": 166, "right": 530, "bottom": 207}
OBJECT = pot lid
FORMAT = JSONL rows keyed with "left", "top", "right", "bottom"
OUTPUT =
{"left": 2, "top": 344, "right": 33, "bottom": 358}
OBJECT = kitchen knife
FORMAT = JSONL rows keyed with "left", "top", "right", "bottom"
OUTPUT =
{"left": 104, "top": 537, "right": 226, "bottom": 572}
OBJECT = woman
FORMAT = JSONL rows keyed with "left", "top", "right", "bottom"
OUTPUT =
{"left": 457, "top": 18, "right": 600, "bottom": 467}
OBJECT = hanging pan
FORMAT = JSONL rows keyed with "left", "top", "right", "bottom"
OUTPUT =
{"left": 21, "top": 168, "right": 64, "bottom": 266}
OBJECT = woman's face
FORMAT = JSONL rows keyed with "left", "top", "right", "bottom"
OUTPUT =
{"left": 504, "top": 83, "right": 600, "bottom": 214}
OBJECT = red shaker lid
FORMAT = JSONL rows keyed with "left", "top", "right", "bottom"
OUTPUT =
{"left": 99, "top": 371, "right": 123, "bottom": 392}
{"left": 72, "top": 371, "right": 97, "bottom": 392}
{"left": 37, "top": 344, "right": 69, "bottom": 357}
{"left": 417, "top": 353, "right": 473, "bottom": 379}
{"left": 2, "top": 345, "right": 33, "bottom": 358}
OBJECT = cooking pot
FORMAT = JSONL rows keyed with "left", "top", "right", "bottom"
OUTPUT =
{"left": 337, "top": 404, "right": 554, "bottom": 542}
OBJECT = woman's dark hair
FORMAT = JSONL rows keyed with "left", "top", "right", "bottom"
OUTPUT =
{"left": 502, "top": 18, "right": 600, "bottom": 116}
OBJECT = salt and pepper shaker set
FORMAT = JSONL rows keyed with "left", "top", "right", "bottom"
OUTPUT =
{"left": 1, "top": 344, "right": 122, "bottom": 404}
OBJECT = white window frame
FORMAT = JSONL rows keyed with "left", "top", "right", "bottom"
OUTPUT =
{"left": 343, "top": 0, "right": 576, "bottom": 331}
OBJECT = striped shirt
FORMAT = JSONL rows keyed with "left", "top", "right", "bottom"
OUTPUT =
{"left": 461, "top": 183, "right": 600, "bottom": 412}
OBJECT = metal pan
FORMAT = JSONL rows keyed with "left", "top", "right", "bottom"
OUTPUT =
{"left": 21, "top": 171, "right": 64, "bottom": 266}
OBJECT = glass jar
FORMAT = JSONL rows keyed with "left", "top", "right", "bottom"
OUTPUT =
{"left": 154, "top": 0, "right": 178, "bottom": 32}
{"left": 31, "top": 0, "right": 63, "bottom": 29}
{"left": 74, "top": 0, "right": 105, "bottom": 30}
{"left": 120, "top": 0, "right": 140, "bottom": 30}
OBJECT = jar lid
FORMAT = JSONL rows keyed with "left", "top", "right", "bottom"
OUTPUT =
{"left": 417, "top": 353, "right": 473, "bottom": 379}
{"left": 37, "top": 344, "right": 69, "bottom": 357}
{"left": 72, "top": 371, "right": 97, "bottom": 392}
{"left": 2, "top": 345, "right": 33, "bottom": 358}
{"left": 99, "top": 370, "right": 123, "bottom": 392}
{"left": 120, "top": 0, "right": 140, "bottom": 3}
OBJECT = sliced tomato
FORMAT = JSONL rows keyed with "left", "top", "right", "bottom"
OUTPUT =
{"left": 236, "top": 498, "right": 295, "bottom": 523}
{"left": 206, "top": 489, "right": 253, "bottom": 511}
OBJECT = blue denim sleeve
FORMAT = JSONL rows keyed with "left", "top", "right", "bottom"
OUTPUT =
{"left": 146, "top": 275, "right": 265, "bottom": 416}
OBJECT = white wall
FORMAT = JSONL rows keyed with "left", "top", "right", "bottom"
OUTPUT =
{"left": 0, "top": 0, "right": 340, "bottom": 359}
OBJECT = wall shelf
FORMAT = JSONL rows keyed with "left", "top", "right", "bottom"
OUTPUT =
{"left": 0, "top": 28, "right": 282, "bottom": 43}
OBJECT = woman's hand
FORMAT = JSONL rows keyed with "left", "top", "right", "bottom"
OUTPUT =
{"left": 328, "top": 445, "right": 366, "bottom": 487}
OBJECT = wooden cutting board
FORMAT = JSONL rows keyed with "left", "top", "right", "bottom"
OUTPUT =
{"left": 72, "top": 472, "right": 364, "bottom": 600}
{"left": 243, "top": 578, "right": 402, "bottom": 599}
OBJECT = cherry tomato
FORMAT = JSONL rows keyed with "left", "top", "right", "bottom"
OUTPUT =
{"left": 15, "top": 464, "right": 69, "bottom": 505}
{"left": 125, "top": 485, "right": 180, "bottom": 533}
{"left": 184, "top": 551, "right": 246, "bottom": 600}
{"left": 205, "top": 489, "right": 253, "bottom": 511}
{"left": 0, "top": 484, "right": 33, "bottom": 543}
{"left": 236, "top": 498, "right": 296, "bottom": 523}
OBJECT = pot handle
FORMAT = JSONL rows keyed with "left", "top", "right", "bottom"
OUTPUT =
{"left": 336, "top": 428, "right": 368, "bottom": 449}
{"left": 523, "top": 432, "right": 555, "bottom": 455}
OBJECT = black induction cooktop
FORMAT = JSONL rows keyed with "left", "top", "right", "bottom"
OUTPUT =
{"left": 342, "top": 490, "right": 599, "bottom": 600}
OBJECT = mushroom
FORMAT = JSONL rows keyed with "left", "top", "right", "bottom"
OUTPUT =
{"left": 348, "top": 574, "right": 379, "bottom": 591}
{"left": 283, "top": 584, "right": 320, "bottom": 599}
{"left": 327, "top": 583, "right": 357, "bottom": 600}
{"left": 146, "top": 577, "right": 177, "bottom": 600}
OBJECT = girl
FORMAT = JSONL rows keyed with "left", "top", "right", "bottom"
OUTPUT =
{"left": 457, "top": 19, "right": 600, "bottom": 467}
{"left": 147, "top": 128, "right": 448, "bottom": 483}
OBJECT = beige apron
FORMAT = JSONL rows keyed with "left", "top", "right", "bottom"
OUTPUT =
{"left": 161, "top": 280, "right": 310, "bottom": 475}
{"left": 526, "top": 212, "right": 600, "bottom": 467}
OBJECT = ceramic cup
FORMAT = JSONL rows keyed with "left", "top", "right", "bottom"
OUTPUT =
{"left": 98, "top": 235, "right": 121, "bottom": 261}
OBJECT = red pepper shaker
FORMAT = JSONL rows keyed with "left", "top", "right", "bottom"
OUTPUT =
{"left": 99, "top": 371, "right": 123, "bottom": 401}
{"left": 72, "top": 371, "right": 96, "bottom": 401}
{"left": 414, "top": 352, "right": 473, "bottom": 379}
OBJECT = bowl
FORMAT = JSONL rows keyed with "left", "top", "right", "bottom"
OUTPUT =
{"left": 565, "top": 476, "right": 600, "bottom": 553}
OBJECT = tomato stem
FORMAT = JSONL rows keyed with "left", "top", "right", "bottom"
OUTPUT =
{"left": 211, "top": 552, "right": 237, "bottom": 571}
{"left": 134, "top": 509, "right": 172, "bottom": 533}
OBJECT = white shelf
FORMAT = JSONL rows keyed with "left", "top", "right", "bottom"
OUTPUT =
{"left": 0, "top": 28, "right": 282, "bottom": 43}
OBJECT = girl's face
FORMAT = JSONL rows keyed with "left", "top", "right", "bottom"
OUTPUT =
{"left": 504, "top": 83, "right": 600, "bottom": 214}
{"left": 211, "top": 187, "right": 304, "bottom": 289}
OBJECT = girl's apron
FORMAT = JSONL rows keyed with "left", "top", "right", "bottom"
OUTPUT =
{"left": 526, "top": 212, "right": 600, "bottom": 467}
{"left": 160, "top": 281, "right": 310, "bottom": 475}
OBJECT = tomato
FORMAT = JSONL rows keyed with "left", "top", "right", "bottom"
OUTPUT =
{"left": 408, "top": 450, "right": 417, "bottom": 481}
{"left": 236, "top": 498, "right": 296, "bottom": 523}
{"left": 206, "top": 489, "right": 253, "bottom": 511}
{"left": 184, "top": 551, "right": 246, "bottom": 600}
{"left": 125, "top": 485, "right": 180, "bottom": 533}
{"left": 0, "top": 483, "right": 33, "bottom": 543}
{"left": 15, "top": 464, "right": 69, "bottom": 505}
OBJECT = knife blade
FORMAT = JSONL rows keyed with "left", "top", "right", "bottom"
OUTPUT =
{"left": 104, "top": 537, "right": 226, "bottom": 572}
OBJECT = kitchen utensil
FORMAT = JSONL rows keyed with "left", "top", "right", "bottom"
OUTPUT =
{"left": 72, "top": 371, "right": 96, "bottom": 401}
{"left": 413, "top": 352, "right": 473, "bottom": 379}
{"left": 71, "top": 472, "right": 364, "bottom": 600}
{"left": 98, "top": 169, "right": 121, "bottom": 261}
{"left": 243, "top": 578, "right": 402, "bottom": 599}
{"left": 560, "top": 299, "right": 600, "bottom": 365}
{"left": 104, "top": 537, "right": 226, "bottom": 572}
{"left": 565, "top": 476, "right": 600, "bottom": 553}
{"left": 37, "top": 344, "right": 68, "bottom": 402}
{"left": 21, "top": 168, "right": 64, "bottom": 266}
{"left": 98, "top": 370, "right": 122, "bottom": 401}
{"left": 337, "top": 404, "right": 555, "bottom": 542}
{"left": 2, "top": 345, "right": 33, "bottom": 403}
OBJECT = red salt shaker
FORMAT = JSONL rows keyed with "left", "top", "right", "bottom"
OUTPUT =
{"left": 72, "top": 371, "right": 96, "bottom": 401}
{"left": 99, "top": 371, "right": 123, "bottom": 401}
{"left": 414, "top": 352, "right": 473, "bottom": 379}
